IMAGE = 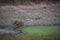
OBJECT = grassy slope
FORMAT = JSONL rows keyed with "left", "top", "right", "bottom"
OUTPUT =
{"left": 17, "top": 26, "right": 60, "bottom": 37}
{"left": 0, "top": 26, "right": 60, "bottom": 40}
{"left": 15, "top": 26, "right": 60, "bottom": 40}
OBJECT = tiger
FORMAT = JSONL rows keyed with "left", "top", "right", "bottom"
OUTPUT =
{"left": 13, "top": 20, "right": 24, "bottom": 28}
{"left": 13, "top": 20, "right": 24, "bottom": 32}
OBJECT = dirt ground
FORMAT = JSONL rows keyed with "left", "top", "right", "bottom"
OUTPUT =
{"left": 0, "top": 3, "right": 60, "bottom": 26}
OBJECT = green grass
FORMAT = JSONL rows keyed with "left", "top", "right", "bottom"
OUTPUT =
{"left": 16, "top": 26, "right": 60, "bottom": 40}
{"left": 17, "top": 26, "right": 60, "bottom": 36}
{"left": 0, "top": 26, "right": 60, "bottom": 40}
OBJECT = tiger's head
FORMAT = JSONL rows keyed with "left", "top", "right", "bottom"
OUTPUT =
{"left": 13, "top": 20, "right": 24, "bottom": 28}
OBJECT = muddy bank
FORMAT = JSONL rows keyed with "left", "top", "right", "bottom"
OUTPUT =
{"left": 0, "top": 29, "right": 25, "bottom": 35}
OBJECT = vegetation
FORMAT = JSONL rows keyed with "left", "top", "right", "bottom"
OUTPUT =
{"left": 0, "top": 26, "right": 60, "bottom": 40}
{"left": 17, "top": 26, "right": 60, "bottom": 36}
{"left": 0, "top": 0, "right": 60, "bottom": 5}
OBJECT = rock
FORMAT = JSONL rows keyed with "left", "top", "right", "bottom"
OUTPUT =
{"left": 0, "top": 29, "right": 25, "bottom": 35}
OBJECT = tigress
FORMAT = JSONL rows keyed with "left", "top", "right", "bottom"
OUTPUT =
{"left": 13, "top": 20, "right": 24, "bottom": 28}
{"left": 13, "top": 20, "right": 24, "bottom": 32}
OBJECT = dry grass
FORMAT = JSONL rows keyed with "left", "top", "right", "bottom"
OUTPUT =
{"left": 0, "top": 33, "right": 17, "bottom": 40}
{"left": 0, "top": 33, "right": 60, "bottom": 40}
